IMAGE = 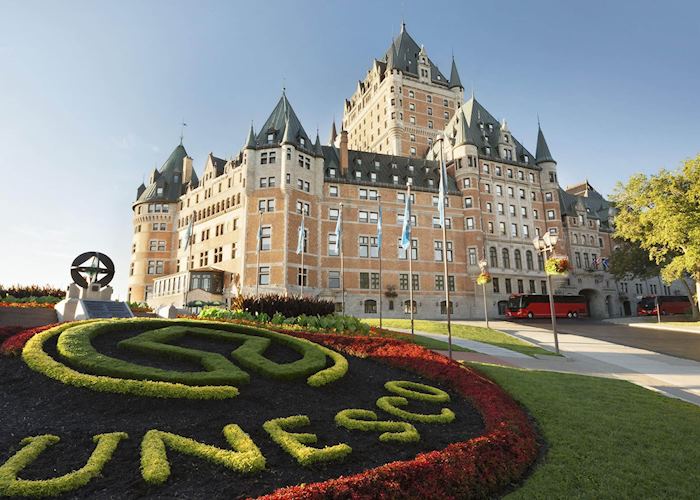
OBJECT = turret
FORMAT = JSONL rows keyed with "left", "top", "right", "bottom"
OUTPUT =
{"left": 536, "top": 124, "right": 558, "bottom": 186}
{"left": 448, "top": 57, "right": 463, "bottom": 90}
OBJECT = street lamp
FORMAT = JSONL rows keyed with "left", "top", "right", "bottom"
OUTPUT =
{"left": 479, "top": 259, "right": 490, "bottom": 328}
{"left": 532, "top": 233, "right": 561, "bottom": 354}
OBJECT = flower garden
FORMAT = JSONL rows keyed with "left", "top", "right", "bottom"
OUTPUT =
{"left": 0, "top": 316, "right": 539, "bottom": 498}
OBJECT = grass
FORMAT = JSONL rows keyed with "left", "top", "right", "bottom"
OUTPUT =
{"left": 364, "top": 319, "right": 554, "bottom": 357}
{"left": 402, "top": 333, "right": 472, "bottom": 353}
{"left": 469, "top": 363, "right": 700, "bottom": 499}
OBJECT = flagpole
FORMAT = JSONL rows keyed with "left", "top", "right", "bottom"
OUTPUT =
{"left": 184, "top": 218, "right": 194, "bottom": 310}
{"left": 407, "top": 183, "right": 414, "bottom": 337}
{"left": 439, "top": 138, "right": 453, "bottom": 360}
{"left": 339, "top": 202, "right": 345, "bottom": 314}
{"left": 300, "top": 211, "right": 305, "bottom": 298}
{"left": 378, "top": 194, "right": 383, "bottom": 329}
{"left": 256, "top": 210, "right": 263, "bottom": 296}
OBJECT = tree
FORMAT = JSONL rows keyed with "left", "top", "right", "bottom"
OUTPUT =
{"left": 611, "top": 155, "right": 700, "bottom": 318}
{"left": 609, "top": 239, "right": 661, "bottom": 281}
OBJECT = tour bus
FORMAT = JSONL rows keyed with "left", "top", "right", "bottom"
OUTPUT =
{"left": 505, "top": 294, "right": 588, "bottom": 319}
{"left": 637, "top": 295, "right": 692, "bottom": 316}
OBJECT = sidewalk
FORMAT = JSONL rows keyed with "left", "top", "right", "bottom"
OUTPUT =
{"left": 426, "top": 320, "right": 700, "bottom": 407}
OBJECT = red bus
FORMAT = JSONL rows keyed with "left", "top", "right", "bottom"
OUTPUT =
{"left": 637, "top": 295, "right": 692, "bottom": 316}
{"left": 506, "top": 294, "right": 588, "bottom": 319}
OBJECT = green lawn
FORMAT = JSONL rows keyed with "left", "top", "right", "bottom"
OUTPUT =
{"left": 364, "top": 319, "right": 554, "bottom": 357}
{"left": 470, "top": 363, "right": 700, "bottom": 499}
{"left": 398, "top": 333, "right": 472, "bottom": 353}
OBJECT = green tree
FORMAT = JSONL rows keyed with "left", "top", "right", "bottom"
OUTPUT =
{"left": 612, "top": 155, "right": 700, "bottom": 318}
{"left": 609, "top": 239, "right": 661, "bottom": 281}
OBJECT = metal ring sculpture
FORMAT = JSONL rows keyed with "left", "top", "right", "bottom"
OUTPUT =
{"left": 70, "top": 252, "right": 115, "bottom": 288}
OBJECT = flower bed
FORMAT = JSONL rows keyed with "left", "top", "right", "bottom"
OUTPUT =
{"left": 0, "top": 324, "right": 59, "bottom": 356}
{"left": 259, "top": 331, "right": 539, "bottom": 499}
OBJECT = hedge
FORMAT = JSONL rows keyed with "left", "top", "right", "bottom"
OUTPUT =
{"left": 384, "top": 380, "right": 451, "bottom": 403}
{"left": 232, "top": 294, "right": 335, "bottom": 318}
{"left": 263, "top": 415, "right": 352, "bottom": 467}
{"left": 376, "top": 396, "right": 456, "bottom": 424}
{"left": 0, "top": 432, "right": 127, "bottom": 497}
{"left": 140, "top": 424, "right": 265, "bottom": 485}
{"left": 334, "top": 409, "right": 420, "bottom": 443}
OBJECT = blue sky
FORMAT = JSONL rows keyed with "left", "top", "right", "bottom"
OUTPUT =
{"left": 1, "top": 0, "right": 698, "bottom": 297}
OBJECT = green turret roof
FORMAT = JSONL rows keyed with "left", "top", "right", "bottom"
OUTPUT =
{"left": 135, "top": 143, "right": 191, "bottom": 204}
{"left": 255, "top": 91, "right": 312, "bottom": 151}
{"left": 449, "top": 57, "right": 463, "bottom": 89}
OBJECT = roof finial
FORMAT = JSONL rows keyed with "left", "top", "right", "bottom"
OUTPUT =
{"left": 537, "top": 113, "right": 541, "bottom": 128}
{"left": 180, "top": 119, "right": 187, "bottom": 145}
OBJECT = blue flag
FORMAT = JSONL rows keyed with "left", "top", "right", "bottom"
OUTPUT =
{"left": 400, "top": 191, "right": 412, "bottom": 250}
{"left": 296, "top": 215, "right": 305, "bottom": 255}
{"left": 438, "top": 155, "right": 447, "bottom": 227}
{"left": 376, "top": 206, "right": 383, "bottom": 249}
{"left": 256, "top": 219, "right": 263, "bottom": 252}
{"left": 183, "top": 218, "right": 194, "bottom": 250}
{"left": 333, "top": 207, "right": 343, "bottom": 254}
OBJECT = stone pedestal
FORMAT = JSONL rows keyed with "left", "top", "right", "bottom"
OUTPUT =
{"left": 55, "top": 283, "right": 133, "bottom": 322}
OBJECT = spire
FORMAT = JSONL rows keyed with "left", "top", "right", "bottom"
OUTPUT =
{"left": 449, "top": 57, "right": 463, "bottom": 90}
{"left": 281, "top": 117, "right": 293, "bottom": 144}
{"left": 535, "top": 125, "right": 556, "bottom": 165}
{"left": 328, "top": 120, "right": 338, "bottom": 146}
{"left": 245, "top": 122, "right": 256, "bottom": 149}
{"left": 386, "top": 42, "right": 396, "bottom": 70}
{"left": 313, "top": 130, "right": 324, "bottom": 157}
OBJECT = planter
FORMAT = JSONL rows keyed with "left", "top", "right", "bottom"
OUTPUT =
{"left": 476, "top": 272, "right": 492, "bottom": 285}
{"left": 545, "top": 257, "right": 571, "bottom": 276}
{"left": 0, "top": 306, "right": 58, "bottom": 328}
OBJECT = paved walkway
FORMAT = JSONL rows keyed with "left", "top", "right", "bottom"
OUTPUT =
{"left": 391, "top": 327, "right": 532, "bottom": 359}
{"left": 422, "top": 320, "right": 700, "bottom": 407}
{"left": 604, "top": 316, "right": 700, "bottom": 335}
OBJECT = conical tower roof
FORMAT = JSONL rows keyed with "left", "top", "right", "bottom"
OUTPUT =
{"left": 135, "top": 143, "right": 189, "bottom": 204}
{"left": 255, "top": 91, "right": 312, "bottom": 150}
{"left": 535, "top": 125, "right": 556, "bottom": 164}
{"left": 313, "top": 131, "right": 324, "bottom": 157}
{"left": 449, "top": 57, "right": 463, "bottom": 89}
{"left": 328, "top": 120, "right": 338, "bottom": 146}
{"left": 245, "top": 123, "right": 256, "bottom": 149}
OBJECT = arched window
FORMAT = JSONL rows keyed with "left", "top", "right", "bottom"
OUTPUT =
{"left": 403, "top": 300, "right": 417, "bottom": 314}
{"left": 440, "top": 300, "right": 454, "bottom": 315}
{"left": 502, "top": 249, "right": 511, "bottom": 269}
{"left": 364, "top": 299, "right": 377, "bottom": 314}
{"left": 489, "top": 247, "right": 498, "bottom": 268}
{"left": 526, "top": 250, "right": 534, "bottom": 270}
{"left": 537, "top": 253, "right": 545, "bottom": 271}
{"left": 514, "top": 250, "right": 522, "bottom": 270}
{"left": 574, "top": 234, "right": 579, "bottom": 244}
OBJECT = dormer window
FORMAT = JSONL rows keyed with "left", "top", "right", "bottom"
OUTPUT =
{"left": 156, "top": 187, "right": 163, "bottom": 196}
{"left": 408, "top": 165, "right": 414, "bottom": 172}
{"left": 267, "top": 133, "right": 274, "bottom": 143}
{"left": 524, "top": 155, "right": 529, "bottom": 164}
{"left": 488, "top": 123, "right": 494, "bottom": 132}
{"left": 374, "top": 160, "right": 380, "bottom": 168}
{"left": 355, "top": 171, "right": 362, "bottom": 179}
{"left": 299, "top": 137, "right": 305, "bottom": 146}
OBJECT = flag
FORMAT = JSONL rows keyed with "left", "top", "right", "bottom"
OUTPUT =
{"left": 183, "top": 218, "right": 194, "bottom": 250}
{"left": 400, "top": 191, "right": 412, "bottom": 250}
{"left": 602, "top": 258, "right": 609, "bottom": 271}
{"left": 376, "top": 206, "right": 383, "bottom": 249}
{"left": 296, "top": 215, "right": 305, "bottom": 255}
{"left": 592, "top": 256, "right": 599, "bottom": 269}
{"left": 438, "top": 154, "right": 447, "bottom": 227}
{"left": 256, "top": 218, "right": 263, "bottom": 252}
{"left": 333, "top": 207, "right": 343, "bottom": 254}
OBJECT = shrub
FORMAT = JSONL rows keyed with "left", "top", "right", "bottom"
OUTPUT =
{"left": 263, "top": 415, "right": 351, "bottom": 467}
{"left": 0, "top": 324, "right": 60, "bottom": 356}
{"left": 0, "top": 284, "right": 65, "bottom": 300}
{"left": 376, "top": 396, "right": 456, "bottom": 424}
{"left": 22, "top": 322, "right": 239, "bottom": 400}
{"left": 335, "top": 409, "right": 420, "bottom": 443}
{"left": 0, "top": 432, "right": 127, "bottom": 497}
{"left": 140, "top": 424, "right": 265, "bottom": 485}
{"left": 235, "top": 294, "right": 335, "bottom": 318}
{"left": 384, "top": 380, "right": 451, "bottom": 403}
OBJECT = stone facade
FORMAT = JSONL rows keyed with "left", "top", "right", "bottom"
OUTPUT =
{"left": 128, "top": 25, "right": 691, "bottom": 319}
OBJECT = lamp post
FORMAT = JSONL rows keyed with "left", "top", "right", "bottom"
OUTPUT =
{"left": 479, "top": 259, "right": 490, "bottom": 329}
{"left": 533, "top": 233, "right": 561, "bottom": 355}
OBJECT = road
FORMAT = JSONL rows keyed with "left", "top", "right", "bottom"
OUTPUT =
{"left": 519, "top": 319, "right": 700, "bottom": 362}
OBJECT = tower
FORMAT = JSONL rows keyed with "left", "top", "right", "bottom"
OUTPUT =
{"left": 342, "top": 24, "right": 463, "bottom": 156}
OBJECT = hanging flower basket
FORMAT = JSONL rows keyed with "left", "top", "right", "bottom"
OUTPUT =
{"left": 545, "top": 257, "right": 571, "bottom": 276}
{"left": 476, "top": 272, "right": 492, "bottom": 285}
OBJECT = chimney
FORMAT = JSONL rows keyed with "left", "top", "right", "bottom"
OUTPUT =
{"left": 339, "top": 129, "right": 349, "bottom": 175}
{"left": 183, "top": 156, "right": 193, "bottom": 185}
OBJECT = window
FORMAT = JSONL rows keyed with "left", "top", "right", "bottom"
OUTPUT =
{"left": 517, "top": 279, "right": 524, "bottom": 294}
{"left": 497, "top": 203, "right": 504, "bottom": 215}
{"left": 465, "top": 217, "right": 475, "bottom": 230}
{"left": 399, "top": 274, "right": 409, "bottom": 290}
{"left": 411, "top": 274, "right": 420, "bottom": 290}
{"left": 398, "top": 238, "right": 418, "bottom": 260}
{"left": 499, "top": 222, "right": 506, "bottom": 235}
{"left": 496, "top": 185, "right": 503, "bottom": 196}
{"left": 328, "top": 233, "right": 338, "bottom": 256}
{"left": 147, "top": 260, "right": 164, "bottom": 275}
{"left": 541, "top": 280, "right": 547, "bottom": 294}
{"left": 509, "top": 205, "right": 516, "bottom": 216}
{"left": 231, "top": 242, "right": 237, "bottom": 259}
{"left": 464, "top": 197, "right": 473, "bottom": 208}
{"left": 484, "top": 184, "right": 491, "bottom": 193}
{"left": 258, "top": 266, "right": 270, "bottom": 285}
{"left": 537, "top": 253, "right": 545, "bottom": 270}
{"left": 259, "top": 226, "right": 271, "bottom": 251}
{"left": 297, "top": 267, "right": 307, "bottom": 287}
{"left": 433, "top": 241, "right": 453, "bottom": 262}
{"left": 489, "top": 247, "right": 498, "bottom": 268}
{"left": 329, "top": 185, "right": 338, "bottom": 197}
{"left": 468, "top": 248, "right": 477, "bottom": 266}
{"left": 484, "top": 165, "right": 491, "bottom": 175}
{"left": 364, "top": 299, "right": 377, "bottom": 313}
{"left": 514, "top": 250, "right": 522, "bottom": 269}
{"left": 511, "top": 223, "right": 518, "bottom": 237}
{"left": 492, "top": 278, "right": 500, "bottom": 293}
{"left": 526, "top": 250, "right": 534, "bottom": 270}
{"left": 488, "top": 222, "right": 494, "bottom": 233}
{"left": 533, "top": 209, "right": 539, "bottom": 220}
{"left": 502, "top": 249, "right": 511, "bottom": 268}
{"left": 426, "top": 94, "right": 432, "bottom": 103}
{"left": 523, "top": 225, "right": 530, "bottom": 237}
{"left": 505, "top": 278, "right": 512, "bottom": 294}
{"left": 495, "top": 166, "right": 502, "bottom": 176}
{"left": 463, "top": 178, "right": 471, "bottom": 188}
{"left": 409, "top": 90, "right": 415, "bottom": 98}
{"left": 486, "top": 202, "right": 492, "bottom": 213}
{"left": 435, "top": 275, "right": 444, "bottom": 291}
{"left": 507, "top": 187, "right": 514, "bottom": 197}
{"left": 545, "top": 192, "right": 553, "bottom": 202}
{"left": 547, "top": 210, "right": 556, "bottom": 220}
{"left": 575, "top": 252, "right": 582, "bottom": 268}
{"left": 328, "top": 271, "right": 340, "bottom": 288}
